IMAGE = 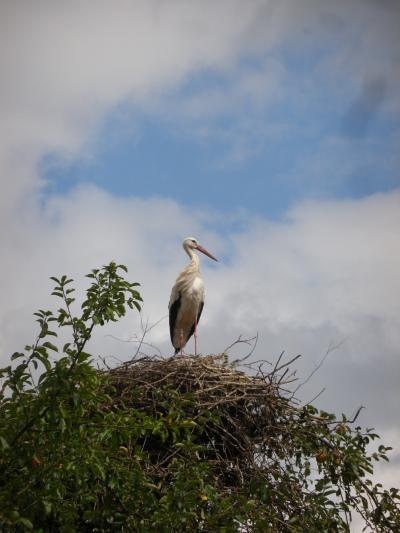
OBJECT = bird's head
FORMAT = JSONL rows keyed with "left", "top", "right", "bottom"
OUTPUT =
{"left": 183, "top": 237, "right": 218, "bottom": 261}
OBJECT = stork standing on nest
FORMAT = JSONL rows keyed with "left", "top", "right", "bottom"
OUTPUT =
{"left": 169, "top": 237, "right": 218, "bottom": 356}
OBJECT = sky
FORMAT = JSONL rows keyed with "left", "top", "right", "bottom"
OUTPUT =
{"left": 1, "top": 1, "right": 399, "bottom": 528}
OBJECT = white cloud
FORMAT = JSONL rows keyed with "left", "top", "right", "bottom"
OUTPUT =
{"left": 0, "top": 0, "right": 257, "bottom": 212}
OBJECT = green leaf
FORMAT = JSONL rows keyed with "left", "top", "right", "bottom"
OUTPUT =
{"left": 0, "top": 436, "right": 10, "bottom": 449}
{"left": 42, "top": 341, "right": 58, "bottom": 352}
{"left": 43, "top": 500, "right": 52, "bottom": 515}
{"left": 35, "top": 354, "right": 51, "bottom": 372}
{"left": 51, "top": 291, "right": 64, "bottom": 298}
{"left": 18, "top": 518, "right": 33, "bottom": 530}
{"left": 59, "top": 417, "right": 67, "bottom": 433}
{"left": 132, "top": 300, "right": 141, "bottom": 311}
{"left": 35, "top": 346, "right": 47, "bottom": 356}
{"left": 72, "top": 392, "right": 80, "bottom": 406}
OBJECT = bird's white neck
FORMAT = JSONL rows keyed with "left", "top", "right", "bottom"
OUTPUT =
{"left": 183, "top": 244, "right": 200, "bottom": 270}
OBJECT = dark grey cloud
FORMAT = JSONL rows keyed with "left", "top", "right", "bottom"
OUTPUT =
{"left": 341, "top": 79, "right": 386, "bottom": 138}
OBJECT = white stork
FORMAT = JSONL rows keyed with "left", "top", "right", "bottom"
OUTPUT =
{"left": 169, "top": 237, "right": 218, "bottom": 355}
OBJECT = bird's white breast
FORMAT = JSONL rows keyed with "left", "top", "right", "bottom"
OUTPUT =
{"left": 168, "top": 257, "right": 205, "bottom": 310}
{"left": 190, "top": 276, "right": 204, "bottom": 296}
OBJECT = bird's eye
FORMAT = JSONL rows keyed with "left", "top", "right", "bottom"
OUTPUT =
{"left": 191, "top": 239, "right": 196, "bottom": 244}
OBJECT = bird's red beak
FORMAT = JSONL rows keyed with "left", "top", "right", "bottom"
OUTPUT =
{"left": 196, "top": 244, "right": 218, "bottom": 262}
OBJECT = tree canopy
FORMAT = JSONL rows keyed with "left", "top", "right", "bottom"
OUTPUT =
{"left": 0, "top": 263, "right": 399, "bottom": 532}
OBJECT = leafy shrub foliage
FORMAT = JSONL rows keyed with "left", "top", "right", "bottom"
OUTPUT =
{"left": 0, "top": 263, "right": 399, "bottom": 532}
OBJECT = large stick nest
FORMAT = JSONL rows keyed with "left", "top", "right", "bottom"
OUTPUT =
{"left": 105, "top": 352, "right": 308, "bottom": 491}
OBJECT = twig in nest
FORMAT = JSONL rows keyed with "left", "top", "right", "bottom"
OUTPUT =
{"left": 225, "top": 333, "right": 259, "bottom": 366}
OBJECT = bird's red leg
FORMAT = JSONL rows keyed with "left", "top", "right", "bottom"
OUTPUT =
{"left": 179, "top": 328, "right": 184, "bottom": 357}
{"left": 194, "top": 319, "right": 198, "bottom": 356}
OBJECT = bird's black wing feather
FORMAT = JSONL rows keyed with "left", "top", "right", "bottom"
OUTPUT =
{"left": 187, "top": 301, "right": 204, "bottom": 344}
{"left": 169, "top": 293, "right": 181, "bottom": 346}
{"left": 197, "top": 301, "right": 204, "bottom": 325}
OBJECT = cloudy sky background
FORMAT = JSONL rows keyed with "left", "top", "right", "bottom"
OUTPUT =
{"left": 1, "top": 0, "right": 399, "bottom": 524}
